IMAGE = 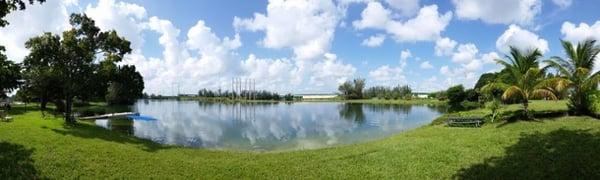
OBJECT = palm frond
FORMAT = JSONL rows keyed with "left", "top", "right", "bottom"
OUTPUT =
{"left": 502, "top": 86, "right": 525, "bottom": 101}
{"left": 582, "top": 69, "right": 600, "bottom": 90}
{"left": 535, "top": 77, "right": 572, "bottom": 91}
{"left": 543, "top": 58, "right": 572, "bottom": 78}
{"left": 532, "top": 89, "right": 558, "bottom": 100}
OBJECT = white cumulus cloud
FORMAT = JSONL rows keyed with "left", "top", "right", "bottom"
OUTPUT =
{"left": 85, "top": 0, "right": 147, "bottom": 49}
{"left": 384, "top": 0, "right": 420, "bottom": 16}
{"left": 435, "top": 37, "right": 457, "bottom": 56}
{"left": 0, "top": 0, "right": 74, "bottom": 62}
{"left": 452, "top": 0, "right": 541, "bottom": 25}
{"left": 420, "top": 61, "right": 433, "bottom": 69}
{"left": 353, "top": 2, "right": 452, "bottom": 42}
{"left": 553, "top": 0, "right": 572, "bottom": 9}
{"left": 561, "top": 21, "right": 600, "bottom": 43}
{"left": 496, "top": 24, "right": 549, "bottom": 54}
{"left": 361, "top": 34, "right": 386, "bottom": 47}
{"left": 369, "top": 65, "right": 406, "bottom": 86}
{"left": 233, "top": 0, "right": 341, "bottom": 60}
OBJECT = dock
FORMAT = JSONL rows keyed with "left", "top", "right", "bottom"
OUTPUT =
{"left": 79, "top": 112, "right": 139, "bottom": 120}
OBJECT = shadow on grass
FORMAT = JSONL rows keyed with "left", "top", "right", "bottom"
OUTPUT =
{"left": 0, "top": 142, "right": 43, "bottom": 179}
{"left": 494, "top": 110, "right": 568, "bottom": 128}
{"left": 50, "top": 122, "right": 170, "bottom": 152}
{"left": 454, "top": 129, "right": 600, "bottom": 179}
{"left": 4, "top": 105, "right": 31, "bottom": 116}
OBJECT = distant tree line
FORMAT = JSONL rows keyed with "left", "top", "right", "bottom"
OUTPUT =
{"left": 364, "top": 85, "right": 412, "bottom": 100}
{"left": 338, "top": 78, "right": 415, "bottom": 100}
{"left": 197, "top": 88, "right": 296, "bottom": 101}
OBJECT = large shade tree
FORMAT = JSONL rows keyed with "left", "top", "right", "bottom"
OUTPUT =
{"left": 105, "top": 65, "right": 145, "bottom": 105}
{"left": 22, "top": 33, "right": 64, "bottom": 110}
{"left": 23, "top": 13, "right": 132, "bottom": 124}
{"left": 0, "top": 0, "right": 46, "bottom": 98}
{"left": 0, "top": 47, "right": 21, "bottom": 98}
{"left": 483, "top": 47, "right": 558, "bottom": 118}
{"left": 544, "top": 39, "right": 600, "bottom": 115}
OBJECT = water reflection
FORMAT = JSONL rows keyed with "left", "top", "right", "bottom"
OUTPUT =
{"left": 338, "top": 103, "right": 365, "bottom": 123}
{"left": 91, "top": 100, "right": 444, "bottom": 151}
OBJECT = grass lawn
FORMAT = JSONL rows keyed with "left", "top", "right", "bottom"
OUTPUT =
{"left": 2, "top": 103, "right": 600, "bottom": 179}
{"left": 432, "top": 100, "right": 569, "bottom": 125}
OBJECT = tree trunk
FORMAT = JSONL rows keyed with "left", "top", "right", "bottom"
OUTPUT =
{"left": 65, "top": 96, "right": 75, "bottom": 124}
{"left": 523, "top": 100, "right": 531, "bottom": 119}
{"left": 40, "top": 99, "right": 47, "bottom": 110}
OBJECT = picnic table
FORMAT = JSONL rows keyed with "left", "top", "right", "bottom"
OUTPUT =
{"left": 447, "top": 117, "right": 484, "bottom": 127}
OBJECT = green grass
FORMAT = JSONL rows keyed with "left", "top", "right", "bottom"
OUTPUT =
{"left": 432, "top": 100, "right": 569, "bottom": 125}
{"left": 2, "top": 103, "right": 600, "bottom": 179}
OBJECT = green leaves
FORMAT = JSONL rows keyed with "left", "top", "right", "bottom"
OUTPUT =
{"left": 0, "top": 48, "right": 21, "bottom": 97}
{"left": 545, "top": 39, "right": 600, "bottom": 115}
{"left": 21, "top": 13, "right": 137, "bottom": 122}
{"left": 338, "top": 78, "right": 366, "bottom": 100}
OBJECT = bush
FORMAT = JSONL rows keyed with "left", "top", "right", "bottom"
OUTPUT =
{"left": 465, "top": 89, "right": 480, "bottom": 102}
{"left": 446, "top": 85, "right": 466, "bottom": 107}
{"left": 461, "top": 101, "right": 480, "bottom": 110}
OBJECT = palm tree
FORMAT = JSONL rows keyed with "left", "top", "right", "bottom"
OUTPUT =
{"left": 483, "top": 47, "right": 557, "bottom": 118}
{"left": 543, "top": 39, "right": 600, "bottom": 115}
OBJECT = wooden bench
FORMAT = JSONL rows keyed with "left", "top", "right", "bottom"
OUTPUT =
{"left": 447, "top": 117, "right": 484, "bottom": 127}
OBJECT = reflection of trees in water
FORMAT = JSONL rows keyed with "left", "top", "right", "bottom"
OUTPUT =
{"left": 362, "top": 104, "right": 413, "bottom": 114}
{"left": 338, "top": 103, "right": 366, "bottom": 123}
{"left": 426, "top": 104, "right": 447, "bottom": 113}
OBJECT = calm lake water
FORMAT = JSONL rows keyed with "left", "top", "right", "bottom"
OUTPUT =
{"left": 92, "top": 100, "right": 445, "bottom": 151}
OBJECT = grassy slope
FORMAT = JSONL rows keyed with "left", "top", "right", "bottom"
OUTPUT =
{"left": 431, "top": 100, "right": 569, "bottom": 124}
{"left": 2, "top": 103, "right": 600, "bottom": 179}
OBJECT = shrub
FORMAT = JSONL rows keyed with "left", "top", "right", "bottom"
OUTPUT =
{"left": 446, "top": 85, "right": 466, "bottom": 107}
{"left": 461, "top": 101, "right": 480, "bottom": 110}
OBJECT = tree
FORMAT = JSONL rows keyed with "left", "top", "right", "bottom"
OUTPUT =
{"left": 106, "top": 65, "right": 144, "bottom": 105}
{"left": 483, "top": 47, "right": 557, "bottom": 118}
{"left": 23, "top": 13, "right": 132, "bottom": 124}
{"left": 464, "top": 88, "right": 480, "bottom": 102}
{"left": 0, "top": 0, "right": 45, "bottom": 27}
{"left": 22, "top": 33, "right": 63, "bottom": 110}
{"left": 338, "top": 78, "right": 365, "bottom": 99}
{"left": 474, "top": 73, "right": 498, "bottom": 90}
{"left": 446, "top": 85, "right": 466, "bottom": 107}
{"left": 543, "top": 39, "right": 600, "bottom": 115}
{"left": 353, "top": 78, "right": 365, "bottom": 99}
{"left": 1, "top": 0, "right": 46, "bottom": 98}
{"left": 0, "top": 47, "right": 21, "bottom": 98}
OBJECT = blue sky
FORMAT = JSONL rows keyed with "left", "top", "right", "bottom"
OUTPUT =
{"left": 2, "top": 0, "right": 600, "bottom": 95}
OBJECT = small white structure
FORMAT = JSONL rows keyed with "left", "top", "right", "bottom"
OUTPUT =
{"left": 296, "top": 94, "right": 338, "bottom": 100}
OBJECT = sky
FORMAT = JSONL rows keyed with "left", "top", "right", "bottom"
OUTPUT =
{"left": 1, "top": 0, "right": 600, "bottom": 95}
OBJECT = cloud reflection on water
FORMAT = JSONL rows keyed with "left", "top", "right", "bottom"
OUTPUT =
{"left": 98, "top": 100, "right": 442, "bottom": 151}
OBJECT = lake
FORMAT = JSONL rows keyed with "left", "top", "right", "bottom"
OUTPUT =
{"left": 92, "top": 100, "right": 445, "bottom": 151}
